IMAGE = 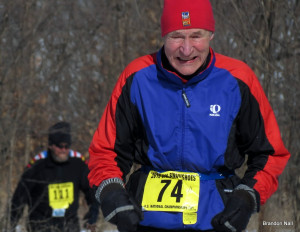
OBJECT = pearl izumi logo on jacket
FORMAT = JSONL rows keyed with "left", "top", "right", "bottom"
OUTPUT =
{"left": 209, "top": 105, "right": 221, "bottom": 117}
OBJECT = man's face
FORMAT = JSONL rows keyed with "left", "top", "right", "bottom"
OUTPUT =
{"left": 49, "top": 143, "right": 70, "bottom": 163}
{"left": 164, "top": 29, "right": 214, "bottom": 76}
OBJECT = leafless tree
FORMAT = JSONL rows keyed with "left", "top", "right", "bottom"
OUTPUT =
{"left": 212, "top": 0, "right": 299, "bottom": 231}
{"left": 0, "top": 0, "right": 298, "bottom": 231}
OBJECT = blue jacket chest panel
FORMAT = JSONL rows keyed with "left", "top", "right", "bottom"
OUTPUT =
{"left": 130, "top": 65, "right": 241, "bottom": 173}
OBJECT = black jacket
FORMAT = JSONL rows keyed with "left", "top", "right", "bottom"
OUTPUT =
{"left": 11, "top": 150, "right": 99, "bottom": 232}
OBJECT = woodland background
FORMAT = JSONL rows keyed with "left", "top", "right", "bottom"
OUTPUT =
{"left": 0, "top": 0, "right": 299, "bottom": 231}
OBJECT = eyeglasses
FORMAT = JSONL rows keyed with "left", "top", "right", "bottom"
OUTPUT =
{"left": 56, "top": 143, "right": 70, "bottom": 149}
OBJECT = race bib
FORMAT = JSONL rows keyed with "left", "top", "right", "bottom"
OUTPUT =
{"left": 48, "top": 182, "right": 74, "bottom": 216}
{"left": 142, "top": 171, "right": 200, "bottom": 213}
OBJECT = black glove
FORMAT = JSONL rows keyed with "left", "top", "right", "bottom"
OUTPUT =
{"left": 100, "top": 183, "right": 143, "bottom": 232}
{"left": 83, "top": 201, "right": 99, "bottom": 226}
{"left": 211, "top": 187, "right": 258, "bottom": 232}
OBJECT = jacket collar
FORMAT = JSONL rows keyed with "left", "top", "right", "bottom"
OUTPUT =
{"left": 156, "top": 47, "right": 215, "bottom": 86}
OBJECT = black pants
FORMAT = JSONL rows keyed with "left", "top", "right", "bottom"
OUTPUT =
{"left": 27, "top": 217, "right": 80, "bottom": 232}
{"left": 137, "top": 225, "right": 215, "bottom": 232}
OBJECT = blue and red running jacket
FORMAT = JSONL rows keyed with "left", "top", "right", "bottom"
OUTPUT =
{"left": 88, "top": 47, "right": 290, "bottom": 230}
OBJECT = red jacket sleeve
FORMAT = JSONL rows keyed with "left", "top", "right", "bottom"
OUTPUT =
{"left": 244, "top": 71, "right": 290, "bottom": 204}
{"left": 88, "top": 54, "right": 156, "bottom": 188}
{"left": 215, "top": 53, "right": 290, "bottom": 204}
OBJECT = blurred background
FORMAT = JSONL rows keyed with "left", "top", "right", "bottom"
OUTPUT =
{"left": 0, "top": 0, "right": 299, "bottom": 231}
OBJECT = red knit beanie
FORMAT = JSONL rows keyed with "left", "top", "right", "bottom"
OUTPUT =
{"left": 161, "top": 0, "right": 215, "bottom": 37}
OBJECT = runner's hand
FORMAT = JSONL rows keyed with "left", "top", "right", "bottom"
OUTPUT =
{"left": 211, "top": 188, "right": 257, "bottom": 232}
{"left": 100, "top": 183, "right": 143, "bottom": 232}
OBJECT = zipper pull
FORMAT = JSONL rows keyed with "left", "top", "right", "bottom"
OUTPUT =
{"left": 182, "top": 90, "right": 191, "bottom": 108}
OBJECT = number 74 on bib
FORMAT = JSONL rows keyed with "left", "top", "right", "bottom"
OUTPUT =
{"left": 141, "top": 171, "right": 200, "bottom": 213}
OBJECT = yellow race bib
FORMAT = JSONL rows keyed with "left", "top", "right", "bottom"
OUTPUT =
{"left": 48, "top": 182, "right": 74, "bottom": 210}
{"left": 142, "top": 171, "right": 200, "bottom": 213}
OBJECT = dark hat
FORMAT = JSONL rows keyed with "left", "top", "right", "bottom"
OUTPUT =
{"left": 48, "top": 121, "right": 71, "bottom": 146}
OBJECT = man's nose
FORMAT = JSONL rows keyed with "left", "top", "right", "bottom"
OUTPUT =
{"left": 179, "top": 39, "right": 193, "bottom": 56}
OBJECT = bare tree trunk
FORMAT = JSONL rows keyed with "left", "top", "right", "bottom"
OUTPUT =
{"left": 0, "top": 0, "right": 298, "bottom": 231}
